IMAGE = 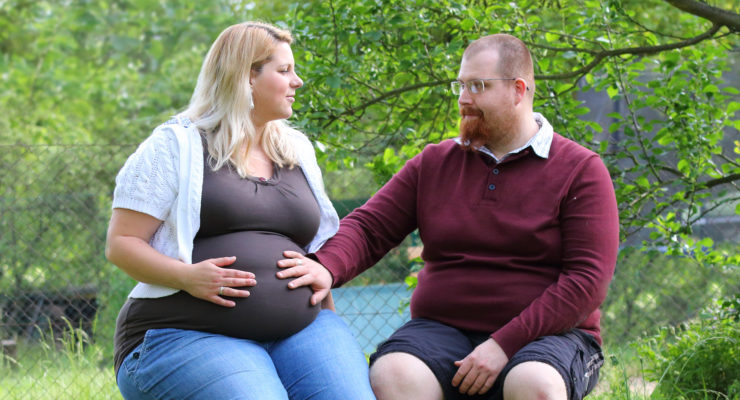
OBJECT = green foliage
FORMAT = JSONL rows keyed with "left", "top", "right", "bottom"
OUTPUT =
{"left": 3, "top": 0, "right": 737, "bottom": 267}
{"left": 0, "top": 0, "right": 289, "bottom": 146}
{"left": 289, "top": 0, "right": 470, "bottom": 180}
{"left": 399, "top": 256, "right": 424, "bottom": 313}
{"left": 0, "top": 0, "right": 298, "bottom": 288}
{"left": 601, "top": 246, "right": 740, "bottom": 346}
{"left": 636, "top": 295, "right": 740, "bottom": 399}
{"left": 290, "top": 0, "right": 739, "bottom": 258}
{"left": 345, "top": 234, "right": 421, "bottom": 286}
{"left": 0, "top": 334, "right": 118, "bottom": 400}
{"left": 1, "top": 1, "right": 738, "bottom": 396}
{"left": 588, "top": 348, "right": 654, "bottom": 399}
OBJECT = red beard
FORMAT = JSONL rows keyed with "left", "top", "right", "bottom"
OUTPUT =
{"left": 459, "top": 106, "right": 489, "bottom": 151}
{"left": 459, "top": 105, "right": 517, "bottom": 152}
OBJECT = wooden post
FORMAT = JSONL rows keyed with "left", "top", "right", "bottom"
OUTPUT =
{"left": 1, "top": 339, "right": 17, "bottom": 365}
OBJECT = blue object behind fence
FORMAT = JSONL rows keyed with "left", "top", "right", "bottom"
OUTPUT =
{"left": 332, "top": 283, "right": 411, "bottom": 355}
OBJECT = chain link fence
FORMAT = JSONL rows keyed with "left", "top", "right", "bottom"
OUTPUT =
{"left": 0, "top": 143, "right": 738, "bottom": 399}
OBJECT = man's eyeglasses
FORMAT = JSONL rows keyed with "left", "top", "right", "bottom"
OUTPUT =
{"left": 450, "top": 78, "right": 526, "bottom": 95}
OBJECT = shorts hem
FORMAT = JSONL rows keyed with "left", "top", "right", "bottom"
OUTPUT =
{"left": 500, "top": 355, "right": 572, "bottom": 400}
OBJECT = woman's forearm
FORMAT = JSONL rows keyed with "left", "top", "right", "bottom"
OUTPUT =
{"left": 105, "top": 233, "right": 189, "bottom": 289}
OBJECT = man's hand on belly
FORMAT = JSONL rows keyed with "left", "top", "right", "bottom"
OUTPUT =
{"left": 277, "top": 251, "right": 332, "bottom": 306}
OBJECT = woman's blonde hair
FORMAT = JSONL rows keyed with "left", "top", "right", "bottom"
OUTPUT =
{"left": 183, "top": 21, "right": 299, "bottom": 177}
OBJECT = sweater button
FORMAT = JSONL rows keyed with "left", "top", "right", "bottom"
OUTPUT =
{"left": 492, "top": 168, "right": 500, "bottom": 174}
{"left": 488, "top": 184, "right": 496, "bottom": 190}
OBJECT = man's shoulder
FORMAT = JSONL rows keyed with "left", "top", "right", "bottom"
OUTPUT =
{"left": 408, "top": 139, "right": 464, "bottom": 168}
{"left": 550, "top": 132, "right": 599, "bottom": 161}
{"left": 420, "top": 138, "right": 461, "bottom": 156}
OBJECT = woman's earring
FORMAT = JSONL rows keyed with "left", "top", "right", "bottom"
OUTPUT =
{"left": 250, "top": 96, "right": 254, "bottom": 110}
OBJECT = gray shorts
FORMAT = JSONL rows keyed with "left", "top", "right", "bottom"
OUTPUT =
{"left": 369, "top": 318, "right": 603, "bottom": 400}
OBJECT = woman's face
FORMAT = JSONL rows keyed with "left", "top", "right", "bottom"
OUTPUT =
{"left": 250, "top": 42, "right": 303, "bottom": 128}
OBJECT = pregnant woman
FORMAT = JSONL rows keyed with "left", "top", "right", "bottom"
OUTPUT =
{"left": 105, "top": 22, "right": 375, "bottom": 400}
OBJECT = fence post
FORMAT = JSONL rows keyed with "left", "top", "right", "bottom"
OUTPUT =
{"left": 1, "top": 339, "right": 17, "bottom": 366}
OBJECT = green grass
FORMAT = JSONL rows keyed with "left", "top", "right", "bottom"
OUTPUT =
{"left": 1, "top": 323, "right": 120, "bottom": 400}
{"left": 589, "top": 347, "right": 658, "bottom": 399}
{"left": 0, "top": 341, "right": 684, "bottom": 399}
{"left": 1, "top": 345, "right": 734, "bottom": 399}
{"left": 1, "top": 363, "right": 119, "bottom": 400}
{"left": 2, "top": 297, "right": 737, "bottom": 399}
{"left": 1, "top": 345, "right": 647, "bottom": 399}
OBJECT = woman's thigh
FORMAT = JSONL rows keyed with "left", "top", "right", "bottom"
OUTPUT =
{"left": 270, "top": 309, "right": 376, "bottom": 400}
{"left": 117, "top": 328, "right": 288, "bottom": 400}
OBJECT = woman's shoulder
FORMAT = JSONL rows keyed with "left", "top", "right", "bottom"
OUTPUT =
{"left": 153, "top": 115, "right": 196, "bottom": 137}
{"left": 141, "top": 115, "right": 200, "bottom": 149}
{"left": 284, "top": 126, "right": 311, "bottom": 145}
{"left": 283, "top": 126, "right": 317, "bottom": 159}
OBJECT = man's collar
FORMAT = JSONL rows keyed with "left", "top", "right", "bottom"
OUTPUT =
{"left": 528, "top": 113, "right": 553, "bottom": 158}
{"left": 454, "top": 113, "right": 553, "bottom": 162}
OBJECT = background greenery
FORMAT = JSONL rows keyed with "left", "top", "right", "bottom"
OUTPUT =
{"left": 1, "top": 0, "right": 738, "bottom": 398}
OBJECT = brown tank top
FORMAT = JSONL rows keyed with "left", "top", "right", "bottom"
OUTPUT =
{"left": 114, "top": 140, "right": 321, "bottom": 374}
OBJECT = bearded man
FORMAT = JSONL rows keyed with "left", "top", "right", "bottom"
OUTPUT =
{"left": 278, "top": 34, "right": 619, "bottom": 400}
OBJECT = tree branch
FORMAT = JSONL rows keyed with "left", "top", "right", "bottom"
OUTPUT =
{"left": 536, "top": 24, "right": 722, "bottom": 80}
{"left": 687, "top": 195, "right": 740, "bottom": 226}
{"left": 322, "top": 79, "right": 452, "bottom": 128}
{"left": 664, "top": 0, "right": 740, "bottom": 32}
{"left": 329, "top": 0, "right": 339, "bottom": 64}
{"left": 705, "top": 172, "right": 740, "bottom": 189}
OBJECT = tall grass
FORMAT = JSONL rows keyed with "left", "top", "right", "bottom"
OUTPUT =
{"left": 1, "top": 297, "right": 736, "bottom": 399}
{"left": 0, "top": 320, "right": 119, "bottom": 400}
{"left": 0, "top": 339, "right": 706, "bottom": 400}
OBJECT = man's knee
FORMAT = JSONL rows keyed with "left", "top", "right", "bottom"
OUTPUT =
{"left": 370, "top": 352, "right": 443, "bottom": 400}
{"left": 503, "top": 361, "right": 567, "bottom": 400}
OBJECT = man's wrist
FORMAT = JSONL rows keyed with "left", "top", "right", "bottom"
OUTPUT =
{"left": 306, "top": 252, "right": 335, "bottom": 287}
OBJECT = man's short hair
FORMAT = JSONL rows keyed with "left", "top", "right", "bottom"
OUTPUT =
{"left": 463, "top": 34, "right": 534, "bottom": 88}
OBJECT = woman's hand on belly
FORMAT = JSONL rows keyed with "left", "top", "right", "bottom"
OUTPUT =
{"left": 277, "top": 251, "right": 333, "bottom": 306}
{"left": 181, "top": 256, "right": 257, "bottom": 307}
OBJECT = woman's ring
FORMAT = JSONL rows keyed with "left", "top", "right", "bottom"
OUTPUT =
{"left": 296, "top": 259, "right": 303, "bottom": 266}
{"left": 218, "top": 286, "right": 224, "bottom": 296}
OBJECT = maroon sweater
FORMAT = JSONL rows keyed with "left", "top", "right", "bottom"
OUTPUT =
{"left": 316, "top": 134, "right": 619, "bottom": 358}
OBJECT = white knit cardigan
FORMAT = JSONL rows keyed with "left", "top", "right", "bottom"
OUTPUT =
{"left": 112, "top": 117, "right": 340, "bottom": 298}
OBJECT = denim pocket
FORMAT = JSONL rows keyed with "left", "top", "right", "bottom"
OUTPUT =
{"left": 121, "top": 340, "right": 144, "bottom": 377}
{"left": 125, "top": 328, "right": 177, "bottom": 393}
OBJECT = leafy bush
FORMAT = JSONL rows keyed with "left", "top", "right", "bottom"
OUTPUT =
{"left": 636, "top": 295, "right": 740, "bottom": 399}
{"left": 602, "top": 246, "right": 740, "bottom": 346}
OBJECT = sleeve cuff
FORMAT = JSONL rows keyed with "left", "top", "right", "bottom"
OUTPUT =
{"left": 313, "top": 251, "right": 346, "bottom": 287}
{"left": 111, "top": 197, "right": 169, "bottom": 221}
{"left": 491, "top": 322, "right": 531, "bottom": 359}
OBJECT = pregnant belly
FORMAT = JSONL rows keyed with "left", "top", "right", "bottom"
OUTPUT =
{"left": 183, "top": 231, "right": 319, "bottom": 340}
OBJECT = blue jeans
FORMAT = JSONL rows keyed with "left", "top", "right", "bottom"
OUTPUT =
{"left": 117, "top": 309, "right": 375, "bottom": 400}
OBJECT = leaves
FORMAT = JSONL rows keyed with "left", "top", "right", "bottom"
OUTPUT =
{"left": 2, "top": 0, "right": 738, "bottom": 261}
{"left": 0, "top": 0, "right": 242, "bottom": 145}
{"left": 635, "top": 295, "right": 740, "bottom": 398}
{"left": 292, "top": 1, "right": 738, "bottom": 249}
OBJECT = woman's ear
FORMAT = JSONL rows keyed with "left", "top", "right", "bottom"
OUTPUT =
{"left": 249, "top": 68, "right": 256, "bottom": 86}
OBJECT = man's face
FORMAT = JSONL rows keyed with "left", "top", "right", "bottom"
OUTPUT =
{"left": 456, "top": 50, "right": 516, "bottom": 149}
